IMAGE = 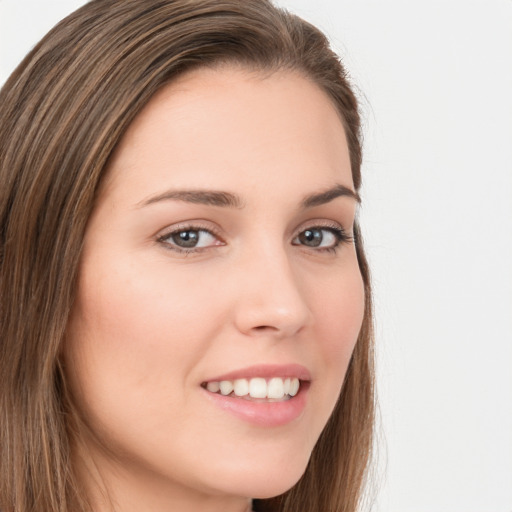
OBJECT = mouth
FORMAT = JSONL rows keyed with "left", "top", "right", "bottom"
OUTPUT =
{"left": 200, "top": 365, "right": 311, "bottom": 426}
{"left": 201, "top": 364, "right": 312, "bottom": 428}
{"left": 201, "top": 376, "right": 302, "bottom": 402}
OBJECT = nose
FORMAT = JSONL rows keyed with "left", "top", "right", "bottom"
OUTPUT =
{"left": 232, "top": 247, "right": 312, "bottom": 339}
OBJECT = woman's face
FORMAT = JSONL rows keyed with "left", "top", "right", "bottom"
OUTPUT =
{"left": 65, "top": 67, "right": 364, "bottom": 510}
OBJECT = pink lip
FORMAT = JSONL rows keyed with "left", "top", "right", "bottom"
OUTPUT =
{"left": 202, "top": 364, "right": 311, "bottom": 383}
{"left": 201, "top": 364, "right": 311, "bottom": 427}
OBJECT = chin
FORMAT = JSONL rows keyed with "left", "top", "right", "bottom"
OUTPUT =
{"left": 246, "top": 473, "right": 304, "bottom": 500}
{"left": 203, "top": 448, "right": 310, "bottom": 500}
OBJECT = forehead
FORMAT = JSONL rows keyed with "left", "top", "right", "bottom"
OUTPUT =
{"left": 102, "top": 66, "right": 352, "bottom": 202}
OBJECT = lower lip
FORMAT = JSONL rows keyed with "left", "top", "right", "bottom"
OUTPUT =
{"left": 203, "top": 383, "right": 309, "bottom": 427}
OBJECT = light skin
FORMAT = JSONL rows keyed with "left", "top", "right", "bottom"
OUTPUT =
{"left": 64, "top": 66, "right": 365, "bottom": 512}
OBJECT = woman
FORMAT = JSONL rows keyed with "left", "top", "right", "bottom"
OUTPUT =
{"left": 0, "top": 1, "right": 375, "bottom": 511}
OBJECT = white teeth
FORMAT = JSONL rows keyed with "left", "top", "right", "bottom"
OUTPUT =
{"left": 249, "top": 378, "right": 267, "bottom": 398}
{"left": 267, "top": 377, "right": 285, "bottom": 399}
{"left": 219, "top": 381, "right": 233, "bottom": 395}
{"left": 289, "top": 378, "right": 300, "bottom": 397}
{"left": 233, "top": 379, "right": 249, "bottom": 396}
{"left": 206, "top": 377, "right": 301, "bottom": 399}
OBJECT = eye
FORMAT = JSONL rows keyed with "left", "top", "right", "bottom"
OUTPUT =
{"left": 158, "top": 227, "right": 222, "bottom": 253}
{"left": 292, "top": 226, "right": 351, "bottom": 252}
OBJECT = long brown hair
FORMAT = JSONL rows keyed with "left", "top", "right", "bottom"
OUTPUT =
{"left": 0, "top": 1, "right": 375, "bottom": 511}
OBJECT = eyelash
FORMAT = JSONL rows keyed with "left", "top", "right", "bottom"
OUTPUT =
{"left": 292, "top": 224, "right": 353, "bottom": 254}
{"left": 157, "top": 222, "right": 223, "bottom": 255}
{"left": 157, "top": 223, "right": 353, "bottom": 255}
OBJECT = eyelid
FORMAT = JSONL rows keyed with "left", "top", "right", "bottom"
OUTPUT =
{"left": 293, "top": 219, "right": 352, "bottom": 238}
{"left": 291, "top": 220, "right": 354, "bottom": 252}
{"left": 156, "top": 221, "right": 225, "bottom": 253}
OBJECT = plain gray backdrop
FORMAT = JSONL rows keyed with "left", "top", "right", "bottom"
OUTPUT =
{"left": 1, "top": 1, "right": 511, "bottom": 511}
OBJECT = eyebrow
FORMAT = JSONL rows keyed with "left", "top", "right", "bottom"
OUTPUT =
{"left": 137, "top": 183, "right": 360, "bottom": 209}
{"left": 138, "top": 189, "right": 244, "bottom": 209}
{"left": 300, "top": 184, "right": 361, "bottom": 208}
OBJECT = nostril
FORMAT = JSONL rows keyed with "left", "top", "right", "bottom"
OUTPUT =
{"left": 253, "top": 325, "right": 278, "bottom": 332}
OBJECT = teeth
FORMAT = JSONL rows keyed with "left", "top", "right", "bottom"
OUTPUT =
{"left": 289, "top": 377, "right": 300, "bottom": 397}
{"left": 233, "top": 379, "right": 249, "bottom": 396}
{"left": 267, "top": 377, "right": 285, "bottom": 399}
{"left": 219, "top": 380, "right": 233, "bottom": 395}
{"left": 249, "top": 378, "right": 267, "bottom": 398}
{"left": 283, "top": 378, "right": 291, "bottom": 395}
{"left": 206, "top": 381, "right": 220, "bottom": 393}
{"left": 206, "top": 377, "right": 301, "bottom": 400}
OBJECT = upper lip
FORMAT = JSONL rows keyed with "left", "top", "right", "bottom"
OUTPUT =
{"left": 202, "top": 364, "right": 311, "bottom": 383}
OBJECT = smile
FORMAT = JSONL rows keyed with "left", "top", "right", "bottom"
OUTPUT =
{"left": 203, "top": 377, "right": 301, "bottom": 401}
{"left": 201, "top": 364, "right": 310, "bottom": 426}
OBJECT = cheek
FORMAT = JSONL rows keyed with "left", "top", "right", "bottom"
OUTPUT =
{"left": 64, "top": 255, "right": 198, "bottom": 421}
{"left": 69, "top": 252, "right": 215, "bottom": 364}
{"left": 313, "top": 263, "right": 364, "bottom": 355}
{"left": 63, "top": 254, "right": 228, "bottom": 475}
{"left": 64, "top": 248, "right": 236, "bottom": 428}
{"left": 306, "top": 262, "right": 365, "bottom": 410}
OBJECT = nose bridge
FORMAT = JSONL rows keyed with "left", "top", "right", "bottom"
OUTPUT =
{"left": 232, "top": 236, "right": 311, "bottom": 337}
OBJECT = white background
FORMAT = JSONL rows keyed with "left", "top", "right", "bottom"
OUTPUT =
{"left": 1, "top": 1, "right": 511, "bottom": 511}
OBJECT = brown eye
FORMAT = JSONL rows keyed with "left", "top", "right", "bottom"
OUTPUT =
{"left": 172, "top": 230, "right": 201, "bottom": 248}
{"left": 160, "top": 228, "right": 220, "bottom": 251}
{"left": 298, "top": 229, "right": 324, "bottom": 247}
